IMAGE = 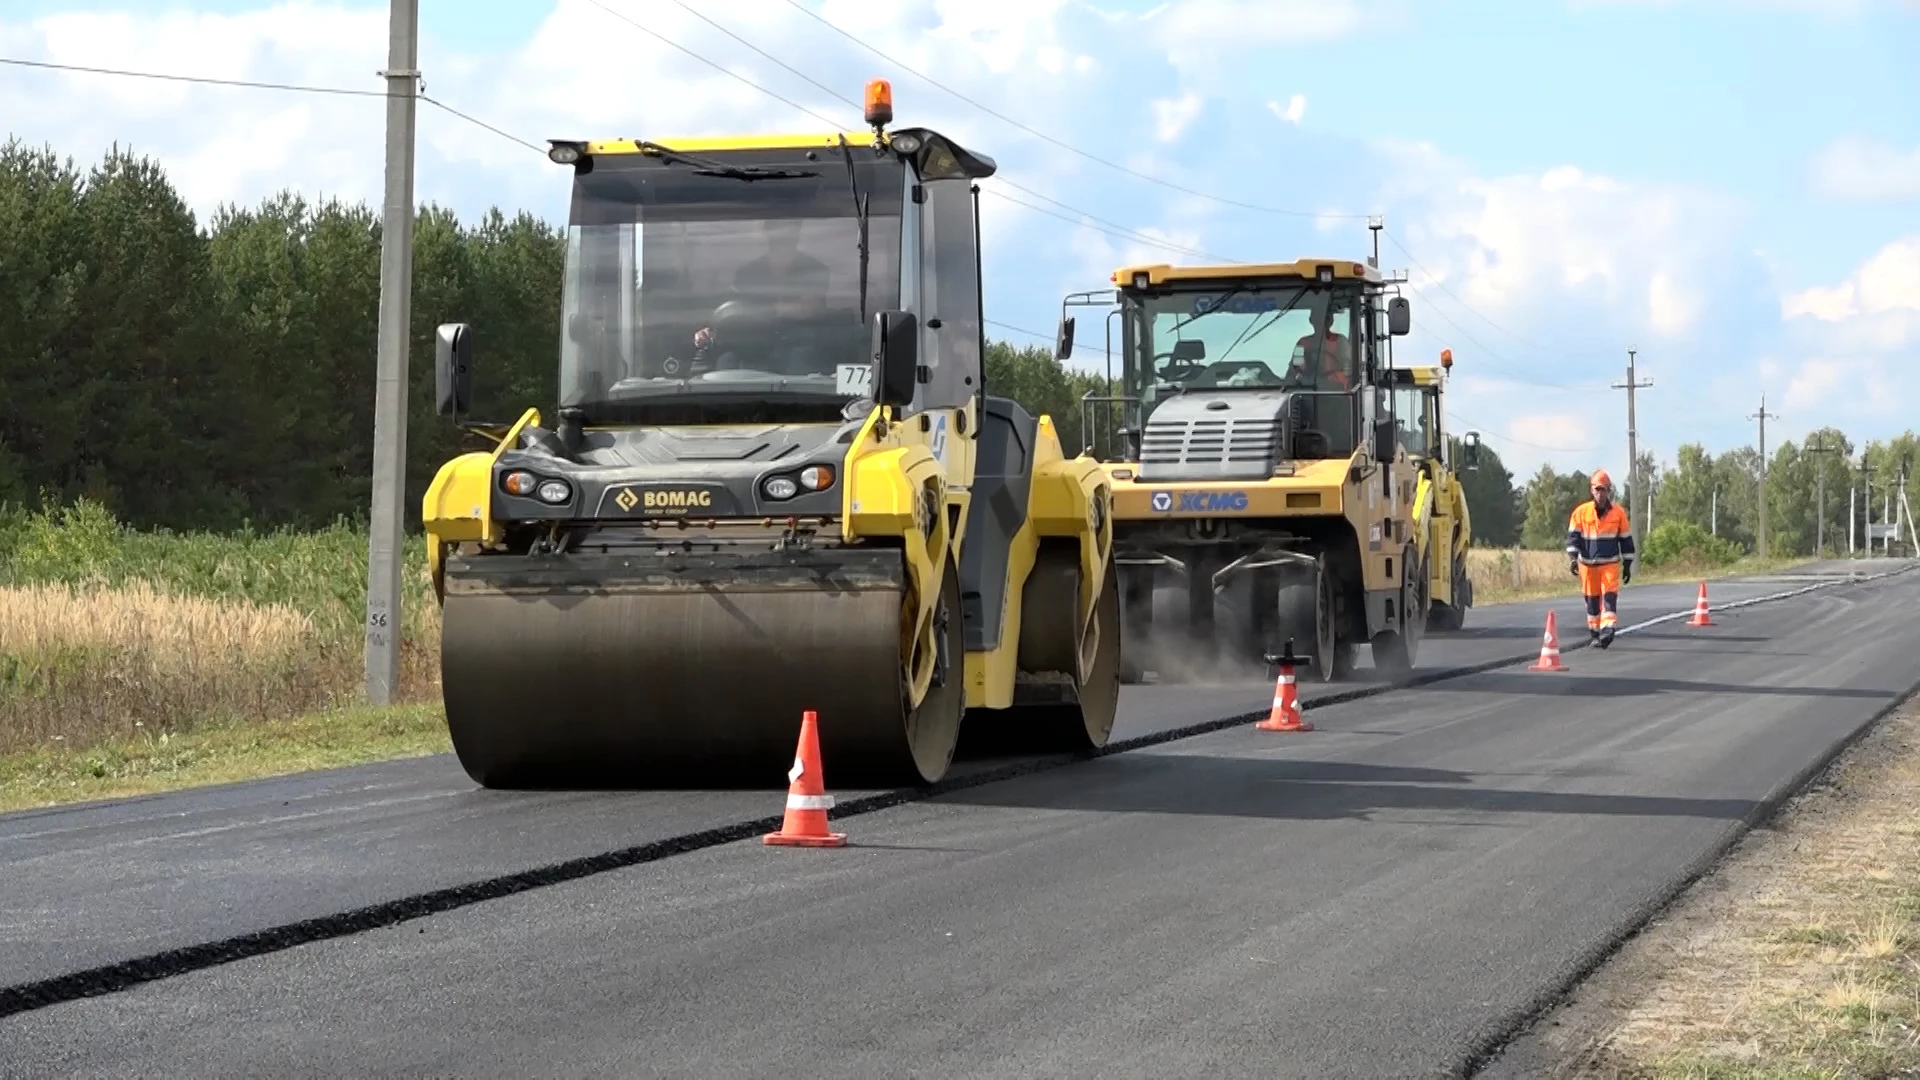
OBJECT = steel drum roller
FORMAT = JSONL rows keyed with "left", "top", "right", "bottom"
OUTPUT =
{"left": 437, "top": 545, "right": 965, "bottom": 789}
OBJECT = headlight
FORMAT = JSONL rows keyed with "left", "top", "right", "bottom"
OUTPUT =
{"left": 502, "top": 470, "right": 537, "bottom": 496}
{"left": 763, "top": 464, "right": 836, "bottom": 502}
{"left": 536, "top": 479, "right": 572, "bottom": 504}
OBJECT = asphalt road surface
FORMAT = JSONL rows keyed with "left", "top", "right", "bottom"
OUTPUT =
{"left": 1, "top": 560, "right": 1914, "bottom": 1078}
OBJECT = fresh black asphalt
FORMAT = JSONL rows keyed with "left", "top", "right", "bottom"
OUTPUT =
{"left": 0, "top": 575, "right": 1818, "bottom": 991}
{"left": 0, "top": 561, "right": 1912, "bottom": 1079}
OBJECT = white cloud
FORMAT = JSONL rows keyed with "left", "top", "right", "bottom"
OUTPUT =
{"left": 1781, "top": 236, "right": 1920, "bottom": 353}
{"left": 1809, "top": 137, "right": 1920, "bottom": 202}
{"left": 1267, "top": 94, "right": 1306, "bottom": 125}
{"left": 1371, "top": 139, "right": 1746, "bottom": 344}
{"left": 1150, "top": 91, "right": 1203, "bottom": 142}
{"left": 1145, "top": 0, "right": 1374, "bottom": 86}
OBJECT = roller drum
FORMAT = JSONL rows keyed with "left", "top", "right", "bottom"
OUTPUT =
{"left": 437, "top": 546, "right": 960, "bottom": 789}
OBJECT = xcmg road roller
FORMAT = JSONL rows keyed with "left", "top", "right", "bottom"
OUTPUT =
{"left": 1057, "top": 257, "right": 1436, "bottom": 684}
{"left": 420, "top": 79, "right": 1120, "bottom": 789}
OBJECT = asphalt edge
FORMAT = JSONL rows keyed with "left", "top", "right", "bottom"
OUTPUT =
{"left": 2, "top": 564, "right": 1909, "bottom": 1022}
{"left": 1458, "top": 562, "right": 1920, "bottom": 1078}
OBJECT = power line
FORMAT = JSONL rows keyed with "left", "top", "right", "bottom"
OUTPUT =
{"left": 594, "top": 0, "right": 1243, "bottom": 267}
{"left": 0, "top": 55, "right": 383, "bottom": 96}
{"left": 0, "top": 54, "right": 544, "bottom": 155}
{"left": 775, "top": 0, "right": 1369, "bottom": 221}
{"left": 1383, "top": 227, "right": 1622, "bottom": 366}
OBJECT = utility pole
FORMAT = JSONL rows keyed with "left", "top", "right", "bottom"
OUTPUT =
{"left": 363, "top": 0, "right": 421, "bottom": 706}
{"left": 1613, "top": 347, "right": 1652, "bottom": 552}
{"left": 1861, "top": 459, "right": 1875, "bottom": 561}
{"left": 1748, "top": 394, "right": 1780, "bottom": 560}
{"left": 1807, "top": 437, "right": 1841, "bottom": 560}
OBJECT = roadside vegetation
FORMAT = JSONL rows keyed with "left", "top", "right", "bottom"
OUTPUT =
{"left": 1538, "top": 701, "right": 1920, "bottom": 1077}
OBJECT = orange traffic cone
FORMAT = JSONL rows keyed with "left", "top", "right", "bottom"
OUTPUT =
{"left": 1529, "top": 610, "right": 1568, "bottom": 672}
{"left": 1256, "top": 639, "right": 1313, "bottom": 732}
{"left": 764, "top": 710, "right": 847, "bottom": 848}
{"left": 1687, "top": 581, "right": 1715, "bottom": 627}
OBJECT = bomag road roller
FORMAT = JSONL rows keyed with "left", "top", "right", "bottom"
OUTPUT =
{"left": 419, "top": 79, "right": 1120, "bottom": 790}
{"left": 1056, "top": 257, "right": 1431, "bottom": 684}
{"left": 1385, "top": 350, "right": 1478, "bottom": 631}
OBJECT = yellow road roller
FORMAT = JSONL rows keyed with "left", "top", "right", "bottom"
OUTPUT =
{"left": 419, "top": 80, "right": 1120, "bottom": 790}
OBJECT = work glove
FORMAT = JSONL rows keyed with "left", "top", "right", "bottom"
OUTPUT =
{"left": 1621, "top": 562, "right": 1632, "bottom": 585}
{"left": 1568, "top": 558, "right": 1579, "bottom": 578}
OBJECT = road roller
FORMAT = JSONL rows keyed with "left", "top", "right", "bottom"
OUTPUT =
{"left": 418, "top": 79, "right": 1120, "bottom": 790}
{"left": 1057, "top": 256, "right": 1432, "bottom": 685}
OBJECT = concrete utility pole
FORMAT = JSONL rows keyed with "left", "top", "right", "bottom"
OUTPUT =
{"left": 1807, "top": 438, "right": 1841, "bottom": 560}
{"left": 363, "top": 0, "right": 421, "bottom": 706}
{"left": 1860, "top": 459, "right": 1875, "bottom": 561}
{"left": 1613, "top": 347, "right": 1652, "bottom": 551}
{"left": 1749, "top": 394, "right": 1780, "bottom": 560}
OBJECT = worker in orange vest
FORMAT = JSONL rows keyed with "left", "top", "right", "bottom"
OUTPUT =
{"left": 1565, "top": 469, "right": 1635, "bottom": 648}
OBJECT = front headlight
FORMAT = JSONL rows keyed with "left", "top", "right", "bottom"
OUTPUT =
{"left": 762, "top": 464, "right": 837, "bottom": 501}
{"left": 535, "top": 479, "right": 572, "bottom": 504}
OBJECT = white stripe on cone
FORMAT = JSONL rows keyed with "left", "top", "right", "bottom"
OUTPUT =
{"left": 787, "top": 793, "right": 834, "bottom": 810}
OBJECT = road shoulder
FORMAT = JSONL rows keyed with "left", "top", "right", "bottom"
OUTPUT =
{"left": 1480, "top": 697, "right": 1920, "bottom": 1078}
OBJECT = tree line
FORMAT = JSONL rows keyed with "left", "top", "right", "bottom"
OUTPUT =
{"left": 2, "top": 139, "right": 1908, "bottom": 558}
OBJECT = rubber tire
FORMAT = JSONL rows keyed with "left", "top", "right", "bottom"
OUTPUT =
{"left": 1273, "top": 559, "right": 1338, "bottom": 684}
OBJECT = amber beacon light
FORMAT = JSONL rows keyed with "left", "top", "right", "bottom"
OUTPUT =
{"left": 864, "top": 78, "right": 894, "bottom": 127}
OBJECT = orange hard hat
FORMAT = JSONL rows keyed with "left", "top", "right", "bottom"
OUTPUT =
{"left": 1590, "top": 469, "right": 1612, "bottom": 489}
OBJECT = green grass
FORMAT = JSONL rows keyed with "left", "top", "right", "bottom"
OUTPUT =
{"left": 0, "top": 703, "right": 450, "bottom": 813}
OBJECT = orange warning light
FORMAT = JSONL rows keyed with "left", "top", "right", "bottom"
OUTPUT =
{"left": 1440, "top": 348, "right": 1453, "bottom": 369}
{"left": 864, "top": 79, "right": 894, "bottom": 127}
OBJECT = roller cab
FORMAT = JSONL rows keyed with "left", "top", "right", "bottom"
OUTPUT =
{"left": 1386, "top": 357, "right": 1477, "bottom": 632}
{"left": 422, "top": 82, "right": 1118, "bottom": 791}
{"left": 1057, "top": 257, "right": 1431, "bottom": 684}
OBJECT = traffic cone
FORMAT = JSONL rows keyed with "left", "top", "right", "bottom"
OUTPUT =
{"left": 1529, "top": 610, "right": 1568, "bottom": 672}
{"left": 1256, "top": 639, "right": 1312, "bottom": 732}
{"left": 764, "top": 710, "right": 847, "bottom": 848}
{"left": 1687, "top": 581, "right": 1715, "bottom": 627}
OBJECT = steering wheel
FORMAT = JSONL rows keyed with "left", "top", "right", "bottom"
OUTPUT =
{"left": 1154, "top": 351, "right": 1205, "bottom": 382}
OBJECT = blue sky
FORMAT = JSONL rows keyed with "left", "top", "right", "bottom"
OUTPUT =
{"left": 3, "top": 0, "right": 1917, "bottom": 480}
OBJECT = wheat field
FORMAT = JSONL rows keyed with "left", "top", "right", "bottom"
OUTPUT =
{"left": 0, "top": 502, "right": 442, "bottom": 756}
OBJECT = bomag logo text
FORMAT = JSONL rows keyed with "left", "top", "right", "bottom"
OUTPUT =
{"left": 1176, "top": 491, "right": 1249, "bottom": 512}
{"left": 642, "top": 489, "right": 713, "bottom": 511}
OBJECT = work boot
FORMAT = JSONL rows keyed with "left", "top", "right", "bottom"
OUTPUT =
{"left": 1597, "top": 626, "right": 1615, "bottom": 649}
{"left": 1589, "top": 628, "right": 1601, "bottom": 645}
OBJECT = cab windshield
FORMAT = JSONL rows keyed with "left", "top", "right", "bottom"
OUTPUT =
{"left": 558, "top": 150, "right": 905, "bottom": 421}
{"left": 1120, "top": 282, "right": 1363, "bottom": 450}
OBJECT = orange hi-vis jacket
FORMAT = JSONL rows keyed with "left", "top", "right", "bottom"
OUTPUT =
{"left": 1566, "top": 499, "right": 1635, "bottom": 567}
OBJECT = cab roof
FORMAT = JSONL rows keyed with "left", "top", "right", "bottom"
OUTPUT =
{"left": 1386, "top": 365, "right": 1447, "bottom": 387}
{"left": 1111, "top": 259, "right": 1385, "bottom": 288}
{"left": 552, "top": 127, "right": 997, "bottom": 181}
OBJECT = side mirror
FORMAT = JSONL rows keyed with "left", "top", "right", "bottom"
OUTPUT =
{"left": 436, "top": 323, "right": 473, "bottom": 417}
{"left": 1372, "top": 419, "right": 1397, "bottom": 464}
{"left": 870, "top": 309, "right": 919, "bottom": 408}
{"left": 1055, "top": 315, "right": 1076, "bottom": 361}
{"left": 1464, "top": 431, "right": 1482, "bottom": 470}
{"left": 1387, "top": 296, "right": 1411, "bottom": 337}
